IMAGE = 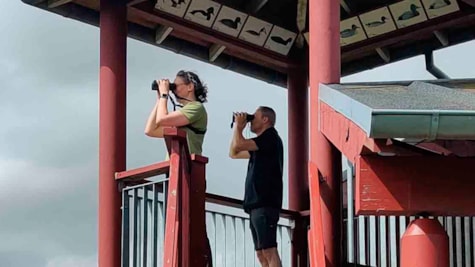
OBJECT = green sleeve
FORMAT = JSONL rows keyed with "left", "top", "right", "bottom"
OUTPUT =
{"left": 179, "top": 102, "right": 204, "bottom": 124}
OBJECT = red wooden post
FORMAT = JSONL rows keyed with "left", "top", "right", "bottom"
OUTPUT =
{"left": 163, "top": 137, "right": 182, "bottom": 267}
{"left": 98, "top": 1, "right": 126, "bottom": 266}
{"left": 190, "top": 155, "right": 210, "bottom": 266}
{"left": 180, "top": 148, "right": 190, "bottom": 267}
{"left": 401, "top": 219, "right": 449, "bottom": 267}
{"left": 287, "top": 68, "right": 309, "bottom": 267}
{"left": 309, "top": 0, "right": 343, "bottom": 266}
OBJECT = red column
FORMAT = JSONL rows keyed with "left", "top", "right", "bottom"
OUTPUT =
{"left": 401, "top": 218, "right": 449, "bottom": 267}
{"left": 287, "top": 68, "right": 309, "bottom": 267}
{"left": 99, "top": 1, "right": 127, "bottom": 267}
{"left": 309, "top": 0, "right": 343, "bottom": 266}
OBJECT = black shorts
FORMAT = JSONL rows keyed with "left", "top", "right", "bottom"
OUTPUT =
{"left": 249, "top": 207, "right": 280, "bottom": 250}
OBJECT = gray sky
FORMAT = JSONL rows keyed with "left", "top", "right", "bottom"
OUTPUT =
{"left": 0, "top": 1, "right": 474, "bottom": 266}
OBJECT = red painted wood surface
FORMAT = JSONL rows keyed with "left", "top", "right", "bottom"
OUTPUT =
{"left": 309, "top": 0, "right": 343, "bottom": 262}
{"left": 288, "top": 69, "right": 309, "bottom": 267}
{"left": 163, "top": 139, "right": 182, "bottom": 267}
{"left": 356, "top": 155, "right": 475, "bottom": 216}
{"left": 98, "top": 1, "right": 126, "bottom": 267}
{"left": 319, "top": 102, "right": 375, "bottom": 163}
{"left": 115, "top": 161, "right": 170, "bottom": 181}
{"left": 189, "top": 157, "right": 209, "bottom": 267}
{"left": 308, "top": 162, "right": 326, "bottom": 267}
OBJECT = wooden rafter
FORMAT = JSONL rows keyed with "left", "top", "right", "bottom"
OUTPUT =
{"left": 48, "top": 0, "right": 73, "bottom": 8}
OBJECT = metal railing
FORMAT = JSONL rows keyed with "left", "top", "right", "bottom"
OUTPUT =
{"left": 121, "top": 178, "right": 294, "bottom": 267}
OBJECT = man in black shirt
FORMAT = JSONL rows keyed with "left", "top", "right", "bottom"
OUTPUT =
{"left": 229, "top": 106, "right": 283, "bottom": 267}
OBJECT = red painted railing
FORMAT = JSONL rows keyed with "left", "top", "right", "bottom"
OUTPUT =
{"left": 116, "top": 128, "right": 209, "bottom": 267}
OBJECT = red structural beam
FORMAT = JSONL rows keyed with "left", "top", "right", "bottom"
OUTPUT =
{"left": 98, "top": 1, "right": 126, "bottom": 267}
{"left": 356, "top": 155, "right": 475, "bottom": 216}
{"left": 309, "top": 0, "right": 343, "bottom": 264}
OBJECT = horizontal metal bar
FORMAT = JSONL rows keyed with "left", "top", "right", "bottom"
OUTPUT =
{"left": 123, "top": 178, "right": 169, "bottom": 191}
{"left": 205, "top": 193, "right": 301, "bottom": 220}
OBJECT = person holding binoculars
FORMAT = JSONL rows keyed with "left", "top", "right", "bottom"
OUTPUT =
{"left": 229, "top": 107, "right": 283, "bottom": 267}
{"left": 144, "top": 70, "right": 208, "bottom": 155}
{"left": 145, "top": 70, "right": 213, "bottom": 266}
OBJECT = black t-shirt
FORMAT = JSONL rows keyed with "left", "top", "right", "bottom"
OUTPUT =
{"left": 243, "top": 127, "right": 283, "bottom": 213}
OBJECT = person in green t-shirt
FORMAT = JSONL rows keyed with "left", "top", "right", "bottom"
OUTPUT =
{"left": 144, "top": 70, "right": 212, "bottom": 266}
{"left": 145, "top": 70, "right": 208, "bottom": 155}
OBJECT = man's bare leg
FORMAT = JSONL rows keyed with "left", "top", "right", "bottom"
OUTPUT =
{"left": 262, "top": 247, "right": 281, "bottom": 267}
{"left": 256, "top": 250, "right": 269, "bottom": 267}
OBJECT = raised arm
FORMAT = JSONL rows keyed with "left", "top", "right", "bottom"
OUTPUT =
{"left": 144, "top": 79, "right": 191, "bottom": 138}
{"left": 229, "top": 113, "right": 258, "bottom": 159}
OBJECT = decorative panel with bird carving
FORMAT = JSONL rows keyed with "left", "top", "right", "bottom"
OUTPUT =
{"left": 238, "top": 16, "right": 272, "bottom": 46}
{"left": 340, "top": 17, "right": 367, "bottom": 46}
{"left": 184, "top": 0, "right": 221, "bottom": 27}
{"left": 264, "top": 26, "right": 297, "bottom": 55}
{"left": 359, "top": 7, "right": 397, "bottom": 38}
{"left": 421, "top": 0, "right": 460, "bottom": 19}
{"left": 155, "top": 0, "right": 191, "bottom": 18}
{"left": 212, "top": 5, "right": 248, "bottom": 37}
{"left": 389, "top": 0, "right": 428, "bottom": 29}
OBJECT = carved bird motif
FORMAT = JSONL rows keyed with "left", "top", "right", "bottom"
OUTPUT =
{"left": 365, "top": 16, "right": 388, "bottom": 27}
{"left": 398, "top": 4, "right": 421, "bottom": 21}
{"left": 246, "top": 27, "right": 266, "bottom": 36}
{"left": 190, "top": 7, "right": 215, "bottom": 21}
{"left": 219, "top": 17, "right": 241, "bottom": 30}
{"left": 271, "top": 36, "right": 293, "bottom": 46}
{"left": 340, "top": 24, "right": 359, "bottom": 38}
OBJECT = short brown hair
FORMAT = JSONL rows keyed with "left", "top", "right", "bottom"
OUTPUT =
{"left": 258, "top": 106, "right": 276, "bottom": 126}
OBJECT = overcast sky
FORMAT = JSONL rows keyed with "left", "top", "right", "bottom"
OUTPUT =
{"left": 1, "top": 1, "right": 474, "bottom": 267}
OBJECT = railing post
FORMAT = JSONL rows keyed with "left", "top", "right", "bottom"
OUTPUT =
{"left": 163, "top": 131, "right": 185, "bottom": 267}
{"left": 190, "top": 155, "right": 210, "bottom": 267}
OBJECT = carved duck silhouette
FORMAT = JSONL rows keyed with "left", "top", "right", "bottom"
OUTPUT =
{"left": 170, "top": 0, "right": 185, "bottom": 8}
{"left": 190, "top": 7, "right": 214, "bottom": 21}
{"left": 429, "top": 0, "right": 451, "bottom": 9}
{"left": 246, "top": 27, "right": 266, "bottom": 36}
{"left": 340, "top": 24, "right": 359, "bottom": 38}
{"left": 398, "top": 4, "right": 420, "bottom": 20}
{"left": 219, "top": 17, "right": 241, "bottom": 29}
{"left": 365, "top": 16, "right": 387, "bottom": 27}
{"left": 271, "top": 36, "right": 293, "bottom": 46}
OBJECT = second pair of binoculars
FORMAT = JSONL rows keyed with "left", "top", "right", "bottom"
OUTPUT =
{"left": 230, "top": 112, "right": 255, "bottom": 128}
{"left": 151, "top": 80, "right": 177, "bottom": 92}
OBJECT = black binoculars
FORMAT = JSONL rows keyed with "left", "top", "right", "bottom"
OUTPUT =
{"left": 230, "top": 113, "right": 255, "bottom": 128}
{"left": 151, "top": 80, "right": 177, "bottom": 92}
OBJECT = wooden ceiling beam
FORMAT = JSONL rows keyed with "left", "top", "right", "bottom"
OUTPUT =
{"left": 155, "top": 25, "right": 173, "bottom": 44}
{"left": 461, "top": 0, "right": 475, "bottom": 7}
{"left": 375, "top": 47, "right": 390, "bottom": 63}
{"left": 340, "top": 0, "right": 352, "bottom": 14}
{"left": 433, "top": 30, "right": 449, "bottom": 47}
{"left": 129, "top": 3, "right": 296, "bottom": 72}
{"left": 48, "top": 0, "right": 73, "bottom": 8}
{"left": 209, "top": 44, "right": 226, "bottom": 62}
{"left": 128, "top": 0, "right": 148, "bottom": 6}
{"left": 247, "top": 0, "right": 269, "bottom": 14}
